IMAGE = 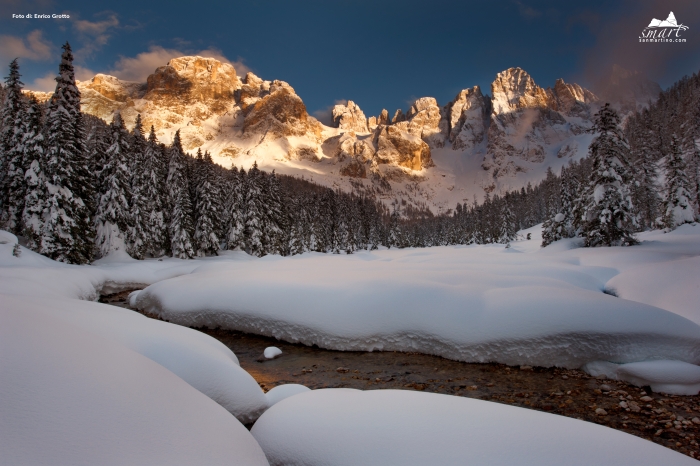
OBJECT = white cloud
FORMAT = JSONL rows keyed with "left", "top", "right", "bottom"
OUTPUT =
{"left": 0, "top": 30, "right": 54, "bottom": 64}
{"left": 30, "top": 72, "right": 57, "bottom": 92}
{"left": 72, "top": 14, "right": 120, "bottom": 59}
{"left": 28, "top": 64, "right": 96, "bottom": 92}
{"left": 109, "top": 45, "right": 252, "bottom": 82}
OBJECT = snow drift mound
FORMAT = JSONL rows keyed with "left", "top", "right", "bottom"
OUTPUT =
{"left": 134, "top": 247, "right": 700, "bottom": 369}
{"left": 0, "top": 303, "right": 269, "bottom": 466}
{"left": 251, "top": 389, "right": 696, "bottom": 466}
{"left": 3, "top": 294, "right": 268, "bottom": 423}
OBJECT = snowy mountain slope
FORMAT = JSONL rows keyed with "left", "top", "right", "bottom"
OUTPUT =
{"left": 26, "top": 58, "right": 657, "bottom": 211}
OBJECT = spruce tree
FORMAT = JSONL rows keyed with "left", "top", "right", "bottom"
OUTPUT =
{"left": 142, "top": 126, "right": 166, "bottom": 256}
{"left": 167, "top": 131, "right": 195, "bottom": 258}
{"left": 193, "top": 151, "right": 220, "bottom": 256}
{"left": 94, "top": 113, "right": 132, "bottom": 257}
{"left": 42, "top": 43, "right": 94, "bottom": 263}
{"left": 0, "top": 59, "right": 27, "bottom": 232}
{"left": 243, "top": 162, "right": 264, "bottom": 256}
{"left": 260, "top": 170, "right": 284, "bottom": 255}
{"left": 225, "top": 166, "right": 245, "bottom": 250}
{"left": 662, "top": 135, "right": 695, "bottom": 229}
{"left": 21, "top": 96, "right": 46, "bottom": 250}
{"left": 498, "top": 198, "right": 517, "bottom": 244}
{"left": 128, "top": 114, "right": 148, "bottom": 258}
{"left": 581, "top": 103, "right": 637, "bottom": 247}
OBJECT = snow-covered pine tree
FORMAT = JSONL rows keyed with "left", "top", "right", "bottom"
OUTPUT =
{"left": 0, "top": 59, "right": 27, "bottom": 232}
{"left": 224, "top": 166, "right": 245, "bottom": 250}
{"left": 629, "top": 111, "right": 662, "bottom": 230}
{"left": 142, "top": 126, "right": 166, "bottom": 256}
{"left": 662, "top": 135, "right": 695, "bottom": 229}
{"left": 42, "top": 43, "right": 95, "bottom": 263}
{"left": 387, "top": 205, "right": 400, "bottom": 248}
{"left": 166, "top": 131, "right": 195, "bottom": 258}
{"left": 127, "top": 114, "right": 148, "bottom": 258}
{"left": 21, "top": 96, "right": 46, "bottom": 250}
{"left": 498, "top": 197, "right": 517, "bottom": 244}
{"left": 558, "top": 164, "right": 576, "bottom": 238}
{"left": 94, "top": 112, "right": 132, "bottom": 257}
{"left": 193, "top": 151, "right": 220, "bottom": 256}
{"left": 691, "top": 142, "right": 700, "bottom": 218}
{"left": 260, "top": 170, "right": 284, "bottom": 255}
{"left": 580, "top": 103, "right": 637, "bottom": 247}
{"left": 243, "top": 162, "right": 264, "bottom": 256}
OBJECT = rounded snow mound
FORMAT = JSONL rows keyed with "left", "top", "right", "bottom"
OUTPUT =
{"left": 265, "top": 384, "right": 311, "bottom": 407}
{"left": 251, "top": 388, "right": 696, "bottom": 466}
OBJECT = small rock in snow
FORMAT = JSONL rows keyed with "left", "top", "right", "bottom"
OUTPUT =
{"left": 519, "top": 365, "right": 533, "bottom": 371}
{"left": 595, "top": 408, "right": 608, "bottom": 416}
{"left": 640, "top": 396, "right": 653, "bottom": 402}
{"left": 619, "top": 401, "right": 629, "bottom": 409}
{"left": 599, "top": 384, "right": 613, "bottom": 391}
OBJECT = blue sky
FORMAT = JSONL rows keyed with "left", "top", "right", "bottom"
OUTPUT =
{"left": 1, "top": 0, "right": 698, "bottom": 120}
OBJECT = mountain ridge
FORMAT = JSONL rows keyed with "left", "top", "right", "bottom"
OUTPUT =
{"left": 25, "top": 57, "right": 660, "bottom": 212}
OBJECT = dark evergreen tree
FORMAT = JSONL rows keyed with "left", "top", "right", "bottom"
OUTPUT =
{"left": 128, "top": 114, "right": 148, "bottom": 258}
{"left": 0, "top": 59, "right": 27, "bottom": 232}
{"left": 580, "top": 103, "right": 637, "bottom": 247}
{"left": 94, "top": 113, "right": 132, "bottom": 257}
{"left": 224, "top": 166, "right": 245, "bottom": 250}
{"left": 21, "top": 96, "right": 46, "bottom": 250}
{"left": 662, "top": 136, "right": 695, "bottom": 229}
{"left": 193, "top": 151, "right": 220, "bottom": 256}
{"left": 42, "top": 43, "right": 94, "bottom": 263}
{"left": 243, "top": 162, "right": 264, "bottom": 256}
{"left": 142, "top": 126, "right": 166, "bottom": 256}
{"left": 167, "top": 131, "right": 195, "bottom": 258}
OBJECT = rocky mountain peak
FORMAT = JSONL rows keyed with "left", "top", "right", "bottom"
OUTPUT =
{"left": 491, "top": 67, "right": 550, "bottom": 114}
{"left": 145, "top": 56, "right": 240, "bottom": 103}
{"left": 332, "top": 101, "right": 369, "bottom": 133}
{"left": 81, "top": 74, "right": 145, "bottom": 102}
{"left": 445, "top": 86, "right": 490, "bottom": 150}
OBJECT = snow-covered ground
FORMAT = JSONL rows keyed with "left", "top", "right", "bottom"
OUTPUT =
{"left": 2, "top": 224, "right": 699, "bottom": 463}
{"left": 132, "top": 224, "right": 700, "bottom": 392}
{"left": 251, "top": 389, "right": 697, "bottom": 466}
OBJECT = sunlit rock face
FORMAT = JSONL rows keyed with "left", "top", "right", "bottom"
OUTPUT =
{"left": 332, "top": 101, "right": 369, "bottom": 133}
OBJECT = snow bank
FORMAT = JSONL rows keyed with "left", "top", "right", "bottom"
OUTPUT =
{"left": 606, "top": 255, "right": 700, "bottom": 325}
{"left": 2, "top": 294, "right": 268, "bottom": 423}
{"left": 0, "top": 236, "right": 254, "bottom": 300}
{"left": 135, "top": 246, "right": 700, "bottom": 368}
{"left": 265, "top": 384, "right": 311, "bottom": 407}
{"left": 0, "top": 303, "right": 269, "bottom": 466}
{"left": 583, "top": 360, "right": 700, "bottom": 395}
{"left": 251, "top": 389, "right": 695, "bottom": 466}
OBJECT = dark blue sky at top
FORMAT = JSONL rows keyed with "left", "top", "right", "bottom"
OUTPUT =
{"left": 1, "top": 0, "right": 699, "bottom": 120}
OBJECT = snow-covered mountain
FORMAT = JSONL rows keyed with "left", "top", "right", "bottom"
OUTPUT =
{"left": 27, "top": 57, "right": 659, "bottom": 212}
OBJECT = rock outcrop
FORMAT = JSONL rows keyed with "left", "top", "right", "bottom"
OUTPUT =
{"left": 444, "top": 87, "right": 490, "bottom": 150}
{"left": 405, "top": 97, "right": 447, "bottom": 148}
{"left": 241, "top": 76, "right": 321, "bottom": 139}
{"left": 332, "top": 101, "right": 369, "bottom": 133}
